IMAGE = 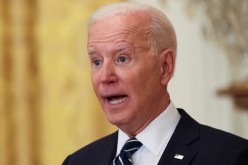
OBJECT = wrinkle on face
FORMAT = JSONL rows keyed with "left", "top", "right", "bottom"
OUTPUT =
{"left": 87, "top": 13, "right": 168, "bottom": 135}
{"left": 88, "top": 30, "right": 149, "bottom": 54}
{"left": 88, "top": 14, "right": 151, "bottom": 52}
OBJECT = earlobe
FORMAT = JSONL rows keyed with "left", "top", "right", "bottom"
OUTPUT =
{"left": 159, "top": 49, "right": 175, "bottom": 85}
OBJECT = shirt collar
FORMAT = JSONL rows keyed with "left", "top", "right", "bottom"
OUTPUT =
{"left": 117, "top": 101, "right": 181, "bottom": 156}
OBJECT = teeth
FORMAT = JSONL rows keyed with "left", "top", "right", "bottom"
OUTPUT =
{"left": 109, "top": 97, "right": 127, "bottom": 105}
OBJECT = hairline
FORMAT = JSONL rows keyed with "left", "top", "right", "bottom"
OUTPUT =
{"left": 88, "top": 2, "right": 177, "bottom": 56}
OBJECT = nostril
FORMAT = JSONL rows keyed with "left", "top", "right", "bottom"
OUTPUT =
{"left": 101, "top": 79, "right": 117, "bottom": 85}
{"left": 101, "top": 74, "right": 118, "bottom": 84}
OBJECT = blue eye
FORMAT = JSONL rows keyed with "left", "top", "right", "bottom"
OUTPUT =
{"left": 92, "top": 59, "right": 102, "bottom": 66}
{"left": 118, "top": 56, "right": 128, "bottom": 63}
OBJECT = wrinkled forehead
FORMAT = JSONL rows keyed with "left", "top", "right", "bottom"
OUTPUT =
{"left": 88, "top": 14, "right": 150, "bottom": 42}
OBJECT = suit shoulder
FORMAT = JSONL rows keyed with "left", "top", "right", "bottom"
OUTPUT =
{"left": 194, "top": 124, "right": 248, "bottom": 164}
{"left": 177, "top": 108, "right": 248, "bottom": 153}
{"left": 178, "top": 108, "right": 248, "bottom": 145}
{"left": 72, "top": 131, "right": 117, "bottom": 156}
{"left": 200, "top": 124, "right": 248, "bottom": 144}
{"left": 177, "top": 109, "right": 248, "bottom": 164}
{"left": 63, "top": 131, "right": 118, "bottom": 165}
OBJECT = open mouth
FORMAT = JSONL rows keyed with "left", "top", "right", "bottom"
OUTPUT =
{"left": 106, "top": 95, "right": 128, "bottom": 105}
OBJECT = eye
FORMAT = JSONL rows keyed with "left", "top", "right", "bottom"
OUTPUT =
{"left": 117, "top": 56, "right": 129, "bottom": 63}
{"left": 91, "top": 59, "right": 102, "bottom": 67}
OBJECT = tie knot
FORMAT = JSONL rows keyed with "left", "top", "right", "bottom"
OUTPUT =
{"left": 121, "top": 138, "right": 142, "bottom": 156}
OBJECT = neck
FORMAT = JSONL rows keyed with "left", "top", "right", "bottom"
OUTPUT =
{"left": 122, "top": 93, "right": 170, "bottom": 137}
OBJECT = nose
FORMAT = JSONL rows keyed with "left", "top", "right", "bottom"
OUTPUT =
{"left": 100, "top": 62, "right": 117, "bottom": 84}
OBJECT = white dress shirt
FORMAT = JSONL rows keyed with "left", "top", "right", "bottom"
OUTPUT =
{"left": 116, "top": 102, "right": 181, "bottom": 165}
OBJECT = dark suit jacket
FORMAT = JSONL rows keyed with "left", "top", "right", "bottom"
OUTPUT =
{"left": 62, "top": 109, "right": 248, "bottom": 165}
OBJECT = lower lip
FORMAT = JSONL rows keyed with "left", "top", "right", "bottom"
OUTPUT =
{"left": 108, "top": 96, "right": 128, "bottom": 105}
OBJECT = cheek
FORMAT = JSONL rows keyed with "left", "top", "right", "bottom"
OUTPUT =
{"left": 124, "top": 73, "right": 147, "bottom": 99}
{"left": 129, "top": 66, "right": 160, "bottom": 96}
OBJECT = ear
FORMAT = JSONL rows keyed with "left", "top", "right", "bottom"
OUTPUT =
{"left": 159, "top": 49, "right": 175, "bottom": 85}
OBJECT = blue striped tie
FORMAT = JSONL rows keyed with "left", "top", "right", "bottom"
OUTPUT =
{"left": 113, "top": 138, "right": 142, "bottom": 165}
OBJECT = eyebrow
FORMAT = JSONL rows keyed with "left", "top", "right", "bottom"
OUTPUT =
{"left": 114, "top": 44, "right": 132, "bottom": 52}
{"left": 115, "top": 47, "right": 128, "bottom": 52}
{"left": 88, "top": 48, "right": 96, "bottom": 56}
{"left": 87, "top": 44, "right": 132, "bottom": 56}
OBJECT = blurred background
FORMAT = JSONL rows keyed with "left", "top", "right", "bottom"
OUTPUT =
{"left": 0, "top": 0, "right": 247, "bottom": 165}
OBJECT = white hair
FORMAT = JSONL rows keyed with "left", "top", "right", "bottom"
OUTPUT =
{"left": 88, "top": 2, "right": 177, "bottom": 56}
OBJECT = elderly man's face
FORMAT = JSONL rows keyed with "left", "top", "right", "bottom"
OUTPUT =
{"left": 88, "top": 14, "right": 169, "bottom": 135}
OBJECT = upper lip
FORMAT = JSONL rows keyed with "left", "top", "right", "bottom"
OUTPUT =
{"left": 101, "top": 93, "right": 128, "bottom": 101}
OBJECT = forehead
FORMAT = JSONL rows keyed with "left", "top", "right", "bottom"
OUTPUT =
{"left": 88, "top": 14, "right": 150, "bottom": 46}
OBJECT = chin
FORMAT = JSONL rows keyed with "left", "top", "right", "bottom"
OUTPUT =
{"left": 107, "top": 116, "right": 123, "bottom": 126}
{"left": 106, "top": 114, "right": 129, "bottom": 127}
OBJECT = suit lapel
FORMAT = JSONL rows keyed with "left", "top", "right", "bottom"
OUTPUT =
{"left": 158, "top": 109, "right": 200, "bottom": 165}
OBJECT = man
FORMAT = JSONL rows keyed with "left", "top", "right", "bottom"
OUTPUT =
{"left": 63, "top": 2, "right": 248, "bottom": 165}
